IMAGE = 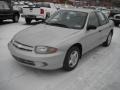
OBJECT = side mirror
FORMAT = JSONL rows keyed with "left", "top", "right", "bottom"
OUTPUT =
{"left": 87, "top": 25, "right": 97, "bottom": 31}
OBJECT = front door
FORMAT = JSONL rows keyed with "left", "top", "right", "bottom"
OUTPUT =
{"left": 83, "top": 12, "right": 102, "bottom": 53}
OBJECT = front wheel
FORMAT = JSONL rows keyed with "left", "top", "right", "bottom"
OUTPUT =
{"left": 25, "top": 18, "right": 32, "bottom": 24}
{"left": 63, "top": 46, "right": 82, "bottom": 71}
{"left": 102, "top": 32, "right": 113, "bottom": 47}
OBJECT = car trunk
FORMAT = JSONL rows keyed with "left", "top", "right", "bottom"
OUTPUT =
{"left": 23, "top": 7, "right": 41, "bottom": 16}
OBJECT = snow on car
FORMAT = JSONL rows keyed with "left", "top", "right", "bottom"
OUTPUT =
{"left": 8, "top": 8, "right": 114, "bottom": 71}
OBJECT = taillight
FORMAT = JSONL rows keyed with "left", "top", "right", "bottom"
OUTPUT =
{"left": 40, "top": 9, "right": 44, "bottom": 14}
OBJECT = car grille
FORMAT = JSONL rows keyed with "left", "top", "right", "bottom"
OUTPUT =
{"left": 115, "top": 16, "right": 120, "bottom": 19}
{"left": 12, "top": 40, "right": 33, "bottom": 52}
{"left": 13, "top": 55, "right": 35, "bottom": 66}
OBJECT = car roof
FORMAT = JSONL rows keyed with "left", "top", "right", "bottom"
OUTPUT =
{"left": 61, "top": 8, "right": 96, "bottom": 13}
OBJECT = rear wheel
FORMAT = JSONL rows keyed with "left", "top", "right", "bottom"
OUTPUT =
{"left": 63, "top": 46, "right": 82, "bottom": 71}
{"left": 114, "top": 22, "right": 119, "bottom": 27}
{"left": 102, "top": 32, "right": 112, "bottom": 47}
{"left": 13, "top": 15, "right": 19, "bottom": 23}
{"left": 25, "top": 18, "right": 32, "bottom": 24}
{"left": 0, "top": 20, "right": 3, "bottom": 23}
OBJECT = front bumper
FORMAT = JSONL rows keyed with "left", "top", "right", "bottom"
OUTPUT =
{"left": 8, "top": 42, "right": 65, "bottom": 70}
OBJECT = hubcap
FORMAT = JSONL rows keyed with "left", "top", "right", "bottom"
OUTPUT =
{"left": 69, "top": 51, "right": 79, "bottom": 68}
{"left": 107, "top": 33, "right": 112, "bottom": 45}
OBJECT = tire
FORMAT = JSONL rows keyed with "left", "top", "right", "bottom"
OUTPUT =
{"left": 102, "top": 32, "right": 113, "bottom": 47}
{"left": 13, "top": 15, "right": 19, "bottom": 23}
{"left": 42, "top": 13, "right": 50, "bottom": 22}
{"left": 63, "top": 46, "right": 82, "bottom": 71}
{"left": 0, "top": 20, "right": 3, "bottom": 23}
{"left": 25, "top": 18, "right": 32, "bottom": 24}
{"left": 46, "top": 13, "right": 50, "bottom": 19}
{"left": 114, "top": 22, "right": 119, "bottom": 27}
{"left": 42, "top": 19, "right": 45, "bottom": 22}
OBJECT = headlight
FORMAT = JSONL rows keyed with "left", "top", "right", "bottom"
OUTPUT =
{"left": 34, "top": 46, "right": 58, "bottom": 54}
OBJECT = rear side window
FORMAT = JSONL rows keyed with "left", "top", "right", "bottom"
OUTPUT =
{"left": 87, "top": 12, "right": 99, "bottom": 27}
{"left": 0, "top": 1, "right": 9, "bottom": 10}
{"left": 96, "top": 11, "right": 108, "bottom": 25}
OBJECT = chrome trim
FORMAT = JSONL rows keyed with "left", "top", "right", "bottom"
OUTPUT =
{"left": 12, "top": 40, "right": 33, "bottom": 52}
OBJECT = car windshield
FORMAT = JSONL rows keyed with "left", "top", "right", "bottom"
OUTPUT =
{"left": 46, "top": 10, "right": 88, "bottom": 30}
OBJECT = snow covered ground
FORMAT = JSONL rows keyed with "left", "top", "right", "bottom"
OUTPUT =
{"left": 0, "top": 18, "right": 120, "bottom": 90}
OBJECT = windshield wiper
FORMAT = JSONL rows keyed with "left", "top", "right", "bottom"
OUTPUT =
{"left": 45, "top": 22, "right": 69, "bottom": 28}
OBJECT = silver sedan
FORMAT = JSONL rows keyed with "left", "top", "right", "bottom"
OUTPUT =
{"left": 8, "top": 8, "right": 114, "bottom": 71}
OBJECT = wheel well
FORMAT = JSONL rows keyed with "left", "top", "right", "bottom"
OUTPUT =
{"left": 46, "top": 12, "right": 50, "bottom": 16}
{"left": 46, "top": 12, "right": 50, "bottom": 18}
{"left": 110, "top": 29, "right": 113, "bottom": 36}
{"left": 14, "top": 12, "right": 20, "bottom": 18}
{"left": 69, "top": 43, "right": 82, "bottom": 53}
{"left": 63, "top": 43, "right": 82, "bottom": 70}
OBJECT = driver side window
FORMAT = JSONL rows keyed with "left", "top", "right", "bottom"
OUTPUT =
{"left": 4, "top": 2, "right": 10, "bottom": 10}
{"left": 0, "top": 1, "right": 10, "bottom": 10}
{"left": 87, "top": 12, "right": 99, "bottom": 28}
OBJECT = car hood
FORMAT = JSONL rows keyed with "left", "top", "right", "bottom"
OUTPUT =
{"left": 13, "top": 24, "right": 79, "bottom": 46}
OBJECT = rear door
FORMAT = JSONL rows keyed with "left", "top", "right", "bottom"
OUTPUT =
{"left": 96, "top": 11, "right": 110, "bottom": 43}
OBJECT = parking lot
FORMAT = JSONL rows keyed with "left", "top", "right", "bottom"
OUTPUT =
{"left": 0, "top": 17, "right": 120, "bottom": 90}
